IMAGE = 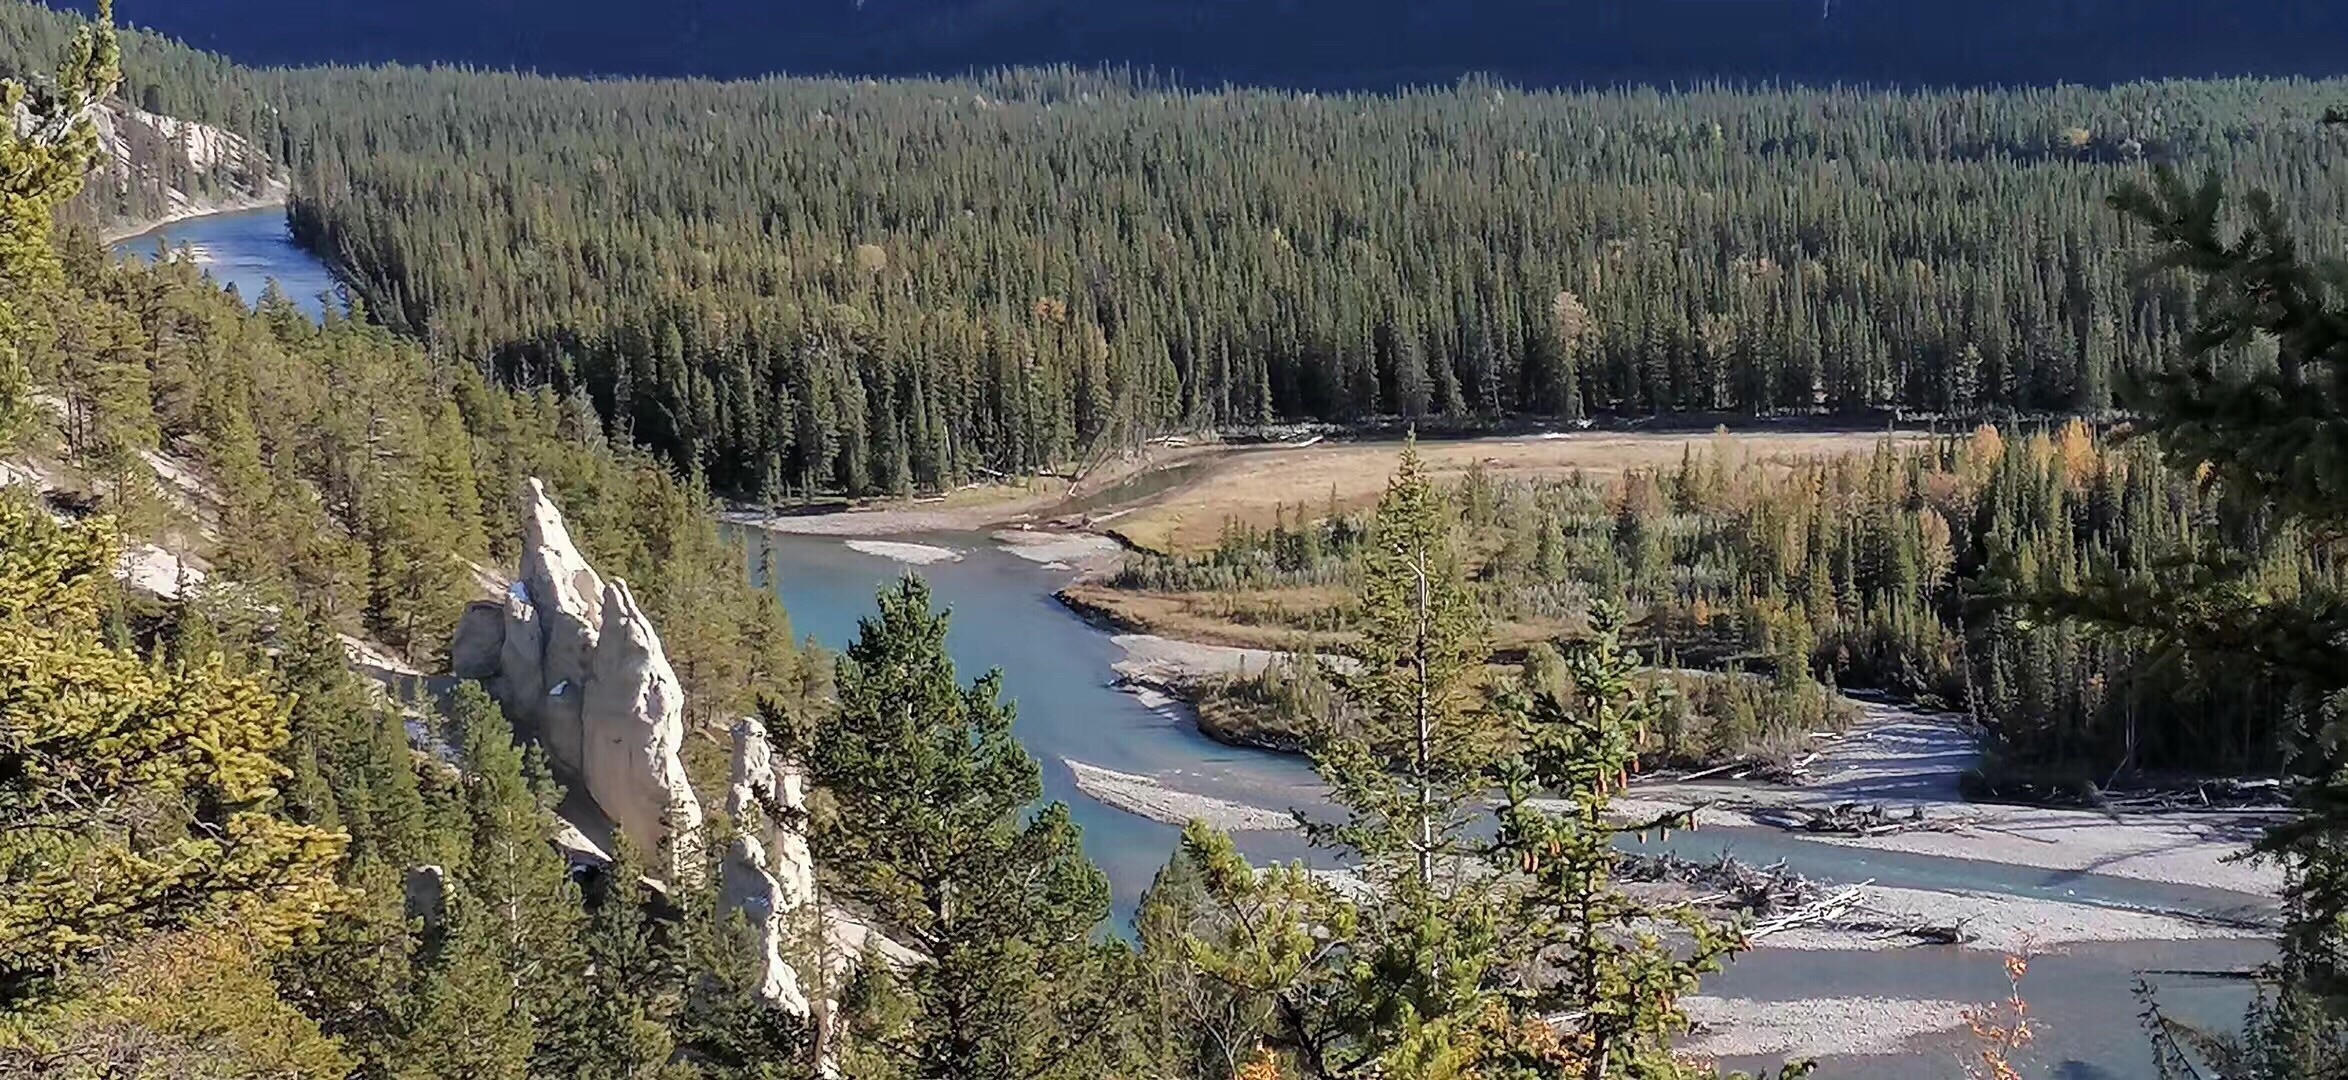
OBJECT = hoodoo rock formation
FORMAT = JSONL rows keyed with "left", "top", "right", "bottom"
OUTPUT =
{"left": 449, "top": 479, "right": 914, "bottom": 1058}
{"left": 722, "top": 716, "right": 818, "bottom": 1016}
{"left": 451, "top": 479, "right": 703, "bottom": 864}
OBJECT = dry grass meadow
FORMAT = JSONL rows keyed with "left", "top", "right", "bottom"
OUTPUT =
{"left": 1104, "top": 429, "right": 1924, "bottom": 555}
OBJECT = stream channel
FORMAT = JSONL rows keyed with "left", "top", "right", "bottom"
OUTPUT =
{"left": 752, "top": 529, "right": 2275, "bottom": 1080}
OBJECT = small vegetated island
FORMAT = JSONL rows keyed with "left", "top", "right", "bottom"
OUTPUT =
{"left": 1, "top": 1, "right": 2345, "bottom": 1077}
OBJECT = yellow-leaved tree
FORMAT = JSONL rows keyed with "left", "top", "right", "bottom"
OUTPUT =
{"left": 0, "top": 0, "right": 118, "bottom": 449}
{"left": 0, "top": 493, "right": 349, "bottom": 1063}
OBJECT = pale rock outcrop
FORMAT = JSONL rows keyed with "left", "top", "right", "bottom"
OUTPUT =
{"left": 582, "top": 580, "right": 704, "bottom": 860}
{"left": 510, "top": 481, "right": 607, "bottom": 774}
{"left": 451, "top": 479, "right": 701, "bottom": 864}
{"left": 727, "top": 718, "right": 818, "bottom": 909}
{"left": 720, "top": 718, "right": 816, "bottom": 1016}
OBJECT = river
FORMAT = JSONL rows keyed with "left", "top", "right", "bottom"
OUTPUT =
{"left": 128, "top": 207, "right": 2267, "bottom": 1078}
{"left": 109, "top": 206, "right": 341, "bottom": 321}
{"left": 752, "top": 529, "right": 2272, "bottom": 1079}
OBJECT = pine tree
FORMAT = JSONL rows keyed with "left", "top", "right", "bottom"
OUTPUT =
{"left": 1316, "top": 436, "right": 1496, "bottom": 885}
{"left": 2033, "top": 151, "right": 2348, "bottom": 1072}
{"left": 1485, "top": 603, "right": 1769, "bottom": 1078}
{"left": 1180, "top": 439, "right": 1507, "bottom": 1076}
{"left": 0, "top": 493, "right": 347, "bottom": 1008}
{"left": 561, "top": 836, "right": 685, "bottom": 1080}
{"left": 399, "top": 895, "right": 534, "bottom": 1080}
{"left": 439, "top": 685, "right": 592, "bottom": 1073}
{"left": 0, "top": 0, "right": 115, "bottom": 448}
{"left": 809, "top": 576, "right": 1114, "bottom": 1080}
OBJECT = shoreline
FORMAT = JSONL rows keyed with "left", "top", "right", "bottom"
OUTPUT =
{"left": 1064, "top": 759, "right": 1298, "bottom": 832}
{"left": 725, "top": 446, "right": 1213, "bottom": 539}
{"left": 1108, "top": 628, "right": 2281, "bottom": 899}
{"left": 740, "top": 441, "right": 2283, "bottom": 914}
{"left": 843, "top": 539, "right": 964, "bottom": 565}
{"left": 753, "top": 519, "right": 2280, "bottom": 1072}
{"left": 102, "top": 189, "right": 290, "bottom": 246}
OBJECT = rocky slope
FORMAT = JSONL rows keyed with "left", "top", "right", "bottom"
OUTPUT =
{"left": 86, "top": 100, "right": 284, "bottom": 240}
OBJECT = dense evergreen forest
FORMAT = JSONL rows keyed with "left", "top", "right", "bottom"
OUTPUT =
{"left": 6, "top": 4, "right": 2348, "bottom": 1079}
{"left": 43, "top": 0, "right": 2348, "bottom": 89}
{"left": 8, "top": 5, "right": 2348, "bottom": 502}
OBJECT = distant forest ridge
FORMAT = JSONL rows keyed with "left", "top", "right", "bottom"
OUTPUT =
{"left": 7, "top": 2, "right": 2348, "bottom": 502}
{"left": 47, "top": 0, "right": 2348, "bottom": 88}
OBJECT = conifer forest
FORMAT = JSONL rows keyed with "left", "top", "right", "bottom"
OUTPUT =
{"left": 3, "top": 1, "right": 2348, "bottom": 1078}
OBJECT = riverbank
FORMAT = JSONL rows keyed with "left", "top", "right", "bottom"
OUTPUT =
{"left": 1621, "top": 702, "right": 2284, "bottom": 897}
{"left": 724, "top": 446, "right": 1216, "bottom": 538}
{"left": 1103, "top": 625, "right": 2281, "bottom": 903}
{"left": 101, "top": 187, "right": 289, "bottom": 246}
{"left": 748, "top": 523, "right": 2280, "bottom": 1075}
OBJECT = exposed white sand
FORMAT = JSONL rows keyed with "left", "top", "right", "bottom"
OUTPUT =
{"left": 117, "top": 543, "right": 207, "bottom": 599}
{"left": 1792, "top": 808, "right": 2279, "bottom": 895}
{"left": 1682, "top": 995, "right": 1970, "bottom": 1058}
{"left": 844, "top": 540, "right": 964, "bottom": 566}
{"left": 1111, "top": 634, "right": 1326, "bottom": 693}
{"left": 1066, "top": 759, "right": 1297, "bottom": 832}
{"left": 995, "top": 530, "right": 1126, "bottom": 568}
{"left": 1637, "top": 701, "right": 2283, "bottom": 896}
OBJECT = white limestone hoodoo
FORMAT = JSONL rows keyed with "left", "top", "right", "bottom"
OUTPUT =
{"left": 449, "top": 478, "right": 702, "bottom": 863}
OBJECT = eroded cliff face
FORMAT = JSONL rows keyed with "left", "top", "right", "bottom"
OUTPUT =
{"left": 451, "top": 478, "right": 702, "bottom": 865}
{"left": 84, "top": 102, "right": 287, "bottom": 240}
{"left": 451, "top": 478, "right": 920, "bottom": 1053}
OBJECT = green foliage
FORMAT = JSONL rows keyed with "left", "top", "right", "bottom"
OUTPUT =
{"left": 1488, "top": 603, "right": 1763, "bottom": 1079}
{"left": 9, "top": 207, "right": 804, "bottom": 716}
{"left": 1314, "top": 437, "right": 1498, "bottom": 881}
{"left": 0, "top": 931, "right": 352, "bottom": 1080}
{"left": 565, "top": 837, "right": 687, "bottom": 1080}
{"left": 809, "top": 576, "right": 1115, "bottom": 1079}
{"left": 0, "top": 0, "right": 115, "bottom": 448}
{"left": 2030, "top": 145, "right": 2348, "bottom": 1070}
{"left": 1219, "top": 435, "right": 1510, "bottom": 1075}
{"left": 0, "top": 494, "right": 348, "bottom": 1010}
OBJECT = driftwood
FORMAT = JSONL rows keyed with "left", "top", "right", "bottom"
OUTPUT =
{"left": 1791, "top": 801, "right": 1950, "bottom": 837}
{"left": 1622, "top": 852, "right": 2002, "bottom": 950}
{"left": 1624, "top": 852, "right": 1824, "bottom": 917}
{"left": 1746, "top": 884, "right": 1871, "bottom": 942}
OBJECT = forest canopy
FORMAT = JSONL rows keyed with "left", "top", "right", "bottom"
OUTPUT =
{"left": 6, "top": 0, "right": 2345, "bottom": 500}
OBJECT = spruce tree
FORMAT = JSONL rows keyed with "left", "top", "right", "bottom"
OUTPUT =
{"left": 561, "top": 836, "right": 686, "bottom": 1080}
{"left": 810, "top": 576, "right": 1114, "bottom": 1080}
{"left": 1173, "top": 440, "right": 1507, "bottom": 1077}
{"left": 1485, "top": 603, "right": 1768, "bottom": 1079}
{"left": 445, "top": 684, "right": 592, "bottom": 1074}
{"left": 2034, "top": 157, "right": 2348, "bottom": 1073}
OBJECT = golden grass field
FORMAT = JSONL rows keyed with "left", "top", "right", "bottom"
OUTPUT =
{"left": 1105, "top": 429, "right": 1923, "bottom": 555}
